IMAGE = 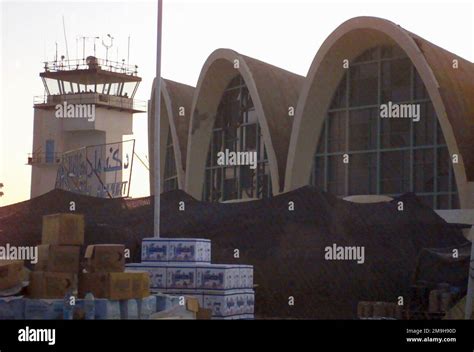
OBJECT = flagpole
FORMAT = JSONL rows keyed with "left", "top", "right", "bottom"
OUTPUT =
{"left": 154, "top": 0, "right": 163, "bottom": 238}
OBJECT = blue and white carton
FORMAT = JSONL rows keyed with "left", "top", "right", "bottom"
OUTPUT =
{"left": 166, "top": 265, "right": 197, "bottom": 289}
{"left": 141, "top": 238, "right": 211, "bottom": 263}
{"left": 137, "top": 296, "right": 157, "bottom": 319}
{"left": 202, "top": 289, "right": 254, "bottom": 318}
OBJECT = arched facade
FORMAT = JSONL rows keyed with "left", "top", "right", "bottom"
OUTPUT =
{"left": 148, "top": 78, "right": 194, "bottom": 194}
{"left": 185, "top": 49, "right": 303, "bottom": 200}
{"left": 285, "top": 16, "right": 474, "bottom": 209}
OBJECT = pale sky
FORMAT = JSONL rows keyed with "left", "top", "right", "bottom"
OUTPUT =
{"left": 0, "top": 0, "right": 473, "bottom": 206}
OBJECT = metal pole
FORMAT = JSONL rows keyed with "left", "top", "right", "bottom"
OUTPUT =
{"left": 153, "top": 0, "right": 163, "bottom": 238}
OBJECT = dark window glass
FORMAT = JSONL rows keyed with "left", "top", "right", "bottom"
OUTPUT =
{"left": 327, "top": 111, "right": 346, "bottom": 152}
{"left": 437, "top": 147, "right": 450, "bottom": 192}
{"left": 349, "top": 153, "right": 377, "bottom": 195}
{"left": 414, "top": 149, "right": 434, "bottom": 193}
{"left": 380, "top": 150, "right": 410, "bottom": 194}
{"left": 327, "top": 155, "right": 346, "bottom": 196}
{"left": 330, "top": 72, "right": 347, "bottom": 109}
{"left": 381, "top": 58, "right": 411, "bottom": 103}
{"left": 414, "top": 103, "right": 435, "bottom": 146}
{"left": 204, "top": 75, "right": 271, "bottom": 201}
{"left": 310, "top": 45, "right": 458, "bottom": 209}
{"left": 349, "top": 63, "right": 378, "bottom": 106}
{"left": 349, "top": 108, "right": 377, "bottom": 150}
{"left": 381, "top": 117, "right": 410, "bottom": 148}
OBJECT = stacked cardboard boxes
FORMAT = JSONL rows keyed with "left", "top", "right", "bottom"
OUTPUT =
{"left": 24, "top": 213, "right": 152, "bottom": 319}
{"left": 126, "top": 237, "right": 255, "bottom": 319}
{"left": 28, "top": 213, "right": 83, "bottom": 299}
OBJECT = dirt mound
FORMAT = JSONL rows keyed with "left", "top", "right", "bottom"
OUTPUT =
{"left": 0, "top": 187, "right": 469, "bottom": 319}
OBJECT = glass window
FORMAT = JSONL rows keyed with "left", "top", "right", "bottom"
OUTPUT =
{"left": 349, "top": 63, "right": 378, "bottom": 106}
{"left": 349, "top": 153, "right": 377, "bottom": 195}
{"left": 413, "top": 149, "right": 434, "bottom": 193}
{"left": 380, "top": 150, "right": 410, "bottom": 194}
{"left": 311, "top": 45, "right": 459, "bottom": 208}
{"left": 204, "top": 74, "right": 271, "bottom": 201}
{"left": 414, "top": 103, "right": 435, "bottom": 146}
{"left": 330, "top": 72, "right": 347, "bottom": 109}
{"left": 381, "top": 58, "right": 411, "bottom": 103}
{"left": 349, "top": 108, "right": 377, "bottom": 151}
{"left": 327, "top": 111, "right": 346, "bottom": 153}
{"left": 437, "top": 147, "right": 450, "bottom": 193}
{"left": 381, "top": 117, "right": 410, "bottom": 148}
{"left": 327, "top": 155, "right": 346, "bottom": 196}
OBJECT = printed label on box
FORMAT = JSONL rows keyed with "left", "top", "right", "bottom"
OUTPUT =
{"left": 167, "top": 266, "right": 196, "bottom": 289}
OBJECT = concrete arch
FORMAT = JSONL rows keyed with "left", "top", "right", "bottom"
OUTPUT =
{"left": 285, "top": 16, "right": 474, "bottom": 208}
{"left": 185, "top": 48, "right": 303, "bottom": 199}
{"left": 148, "top": 78, "right": 194, "bottom": 193}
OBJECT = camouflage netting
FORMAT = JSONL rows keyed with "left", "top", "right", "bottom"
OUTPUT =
{"left": 0, "top": 186, "right": 470, "bottom": 319}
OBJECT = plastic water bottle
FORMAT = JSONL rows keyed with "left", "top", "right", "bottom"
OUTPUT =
{"left": 84, "top": 293, "right": 95, "bottom": 320}
{"left": 63, "top": 292, "right": 74, "bottom": 320}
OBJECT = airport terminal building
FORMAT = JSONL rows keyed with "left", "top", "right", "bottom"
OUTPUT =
{"left": 149, "top": 16, "right": 474, "bottom": 211}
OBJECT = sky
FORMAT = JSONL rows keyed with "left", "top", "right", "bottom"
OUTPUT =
{"left": 0, "top": 0, "right": 473, "bottom": 206}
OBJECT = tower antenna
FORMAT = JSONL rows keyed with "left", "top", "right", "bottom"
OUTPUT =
{"left": 127, "top": 36, "right": 130, "bottom": 66}
{"left": 102, "top": 34, "right": 114, "bottom": 64}
{"left": 62, "top": 16, "right": 70, "bottom": 62}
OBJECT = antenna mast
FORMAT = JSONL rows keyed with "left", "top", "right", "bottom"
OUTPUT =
{"left": 102, "top": 34, "right": 114, "bottom": 64}
{"left": 62, "top": 16, "right": 70, "bottom": 62}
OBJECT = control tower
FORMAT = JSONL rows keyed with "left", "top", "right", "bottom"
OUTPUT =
{"left": 28, "top": 56, "right": 146, "bottom": 198}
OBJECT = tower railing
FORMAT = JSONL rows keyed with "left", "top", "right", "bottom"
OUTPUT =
{"left": 33, "top": 93, "right": 147, "bottom": 112}
{"left": 43, "top": 58, "right": 138, "bottom": 76}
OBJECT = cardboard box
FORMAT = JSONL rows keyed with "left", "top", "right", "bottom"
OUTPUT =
{"left": 24, "top": 299, "right": 64, "bottom": 319}
{"left": 130, "top": 272, "right": 150, "bottom": 299}
{"left": 196, "top": 307, "right": 212, "bottom": 320}
{"left": 141, "top": 238, "right": 211, "bottom": 263}
{"left": 79, "top": 272, "right": 149, "bottom": 300}
{"left": 167, "top": 265, "right": 197, "bottom": 289}
{"left": 126, "top": 263, "right": 166, "bottom": 290}
{"left": 196, "top": 265, "right": 234, "bottom": 290}
{"left": 0, "top": 296, "right": 25, "bottom": 320}
{"left": 42, "top": 213, "right": 84, "bottom": 245}
{"left": 162, "top": 289, "right": 204, "bottom": 308}
{"left": 142, "top": 238, "right": 169, "bottom": 262}
{"left": 36, "top": 245, "right": 80, "bottom": 273}
{"left": 202, "top": 289, "right": 254, "bottom": 318}
{"left": 186, "top": 296, "right": 200, "bottom": 313}
{"left": 84, "top": 244, "right": 125, "bottom": 273}
{"left": 28, "top": 271, "right": 77, "bottom": 299}
{"left": 0, "top": 260, "right": 24, "bottom": 291}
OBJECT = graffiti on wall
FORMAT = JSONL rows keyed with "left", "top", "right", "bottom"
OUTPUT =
{"left": 55, "top": 139, "right": 135, "bottom": 198}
